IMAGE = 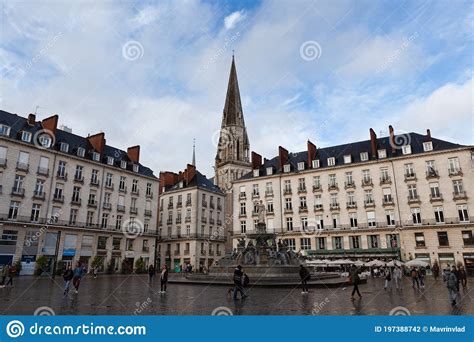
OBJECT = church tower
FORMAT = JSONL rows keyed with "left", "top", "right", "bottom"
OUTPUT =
{"left": 214, "top": 56, "right": 251, "bottom": 191}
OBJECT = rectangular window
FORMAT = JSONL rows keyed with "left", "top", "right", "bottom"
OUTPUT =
{"left": 462, "top": 231, "right": 474, "bottom": 246}
{"left": 434, "top": 206, "right": 444, "bottom": 223}
{"left": 415, "top": 233, "right": 425, "bottom": 247}
{"left": 437, "top": 231, "right": 449, "bottom": 246}
{"left": 333, "top": 236, "right": 343, "bottom": 250}
{"left": 411, "top": 208, "right": 422, "bottom": 224}
{"left": 327, "top": 157, "right": 335, "bottom": 166}
{"left": 367, "top": 211, "right": 376, "bottom": 227}
{"left": 350, "top": 236, "right": 361, "bottom": 249}
{"left": 300, "top": 238, "right": 311, "bottom": 250}
{"left": 360, "top": 152, "right": 368, "bottom": 161}
{"left": 286, "top": 217, "right": 293, "bottom": 231}
{"left": 458, "top": 205, "right": 469, "bottom": 222}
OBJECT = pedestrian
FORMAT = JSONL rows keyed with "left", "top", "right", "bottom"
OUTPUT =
{"left": 1, "top": 264, "right": 9, "bottom": 286}
{"left": 350, "top": 266, "right": 362, "bottom": 300}
{"left": 443, "top": 267, "right": 459, "bottom": 306}
{"left": 232, "top": 265, "right": 247, "bottom": 300}
{"left": 418, "top": 267, "right": 426, "bottom": 288}
{"left": 63, "top": 265, "right": 74, "bottom": 296}
{"left": 459, "top": 266, "right": 467, "bottom": 288}
{"left": 299, "top": 265, "right": 310, "bottom": 294}
{"left": 393, "top": 266, "right": 402, "bottom": 289}
{"left": 452, "top": 266, "right": 461, "bottom": 291}
{"left": 432, "top": 261, "right": 440, "bottom": 280}
{"left": 72, "top": 262, "right": 85, "bottom": 294}
{"left": 5, "top": 263, "right": 16, "bottom": 287}
{"left": 93, "top": 266, "right": 98, "bottom": 279}
{"left": 384, "top": 268, "right": 392, "bottom": 290}
{"left": 241, "top": 271, "right": 250, "bottom": 297}
{"left": 160, "top": 265, "right": 168, "bottom": 293}
{"left": 411, "top": 267, "right": 419, "bottom": 289}
{"left": 148, "top": 264, "right": 155, "bottom": 283}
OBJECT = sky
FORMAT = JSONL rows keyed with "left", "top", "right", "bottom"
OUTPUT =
{"left": 1, "top": 0, "right": 473, "bottom": 178}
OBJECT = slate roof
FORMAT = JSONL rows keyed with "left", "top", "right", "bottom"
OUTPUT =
{"left": 166, "top": 171, "right": 223, "bottom": 194}
{"left": 0, "top": 110, "right": 156, "bottom": 178}
{"left": 240, "top": 132, "right": 467, "bottom": 180}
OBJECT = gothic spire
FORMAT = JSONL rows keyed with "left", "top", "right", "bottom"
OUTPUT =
{"left": 192, "top": 138, "right": 196, "bottom": 166}
{"left": 222, "top": 55, "right": 244, "bottom": 127}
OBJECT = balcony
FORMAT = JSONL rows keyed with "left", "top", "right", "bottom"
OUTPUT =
{"left": 329, "top": 203, "right": 340, "bottom": 211}
{"left": 0, "top": 158, "right": 6, "bottom": 168}
{"left": 90, "top": 178, "right": 100, "bottom": 187}
{"left": 426, "top": 170, "right": 439, "bottom": 179}
{"left": 201, "top": 250, "right": 206, "bottom": 256}
{"left": 176, "top": 201, "right": 183, "bottom": 208}
{"left": 382, "top": 197, "right": 394, "bottom": 206}
{"left": 298, "top": 206, "right": 308, "bottom": 213}
{"left": 283, "top": 188, "right": 292, "bottom": 196}
{"left": 265, "top": 190, "right": 274, "bottom": 198}
{"left": 184, "top": 250, "right": 190, "bottom": 255}
{"left": 71, "top": 198, "right": 82, "bottom": 206}
{"left": 74, "top": 174, "right": 84, "bottom": 184}
{"left": 361, "top": 178, "right": 373, "bottom": 187}
{"left": 429, "top": 194, "right": 443, "bottom": 203}
{"left": 53, "top": 194, "right": 64, "bottom": 203}
{"left": 284, "top": 208, "right": 293, "bottom": 214}
{"left": 312, "top": 185, "right": 323, "bottom": 193}
{"left": 364, "top": 200, "right": 375, "bottom": 208}
{"left": 209, "top": 218, "right": 215, "bottom": 225}
{"left": 16, "top": 162, "right": 29, "bottom": 172}
{"left": 131, "top": 188, "right": 139, "bottom": 196}
{"left": 166, "top": 219, "right": 173, "bottom": 225}
{"left": 56, "top": 171, "right": 67, "bottom": 181}
{"left": 119, "top": 185, "right": 127, "bottom": 193}
{"left": 407, "top": 195, "right": 421, "bottom": 204}
{"left": 217, "top": 205, "right": 222, "bottom": 211}
{"left": 239, "top": 212, "right": 247, "bottom": 218}
{"left": 185, "top": 216, "right": 191, "bottom": 223}
{"left": 174, "top": 250, "right": 180, "bottom": 256}
{"left": 297, "top": 187, "right": 307, "bottom": 194}
{"left": 252, "top": 211, "right": 258, "bottom": 217}
{"left": 117, "top": 204, "right": 125, "bottom": 212}
{"left": 104, "top": 183, "right": 114, "bottom": 191}
{"left": 448, "top": 168, "right": 463, "bottom": 177}
{"left": 328, "top": 183, "right": 338, "bottom": 191}
{"left": 168, "top": 202, "right": 174, "bottom": 209}
{"left": 216, "top": 251, "right": 222, "bottom": 256}
{"left": 102, "top": 202, "right": 112, "bottom": 210}
{"left": 145, "top": 210, "right": 152, "bottom": 217}
{"left": 130, "top": 207, "right": 138, "bottom": 214}
{"left": 379, "top": 176, "right": 391, "bottom": 185}
{"left": 146, "top": 192, "right": 153, "bottom": 199}
{"left": 11, "top": 187, "right": 25, "bottom": 197}
{"left": 201, "top": 217, "right": 207, "bottom": 223}
{"left": 252, "top": 192, "right": 260, "bottom": 199}
{"left": 346, "top": 201, "right": 357, "bottom": 209}
{"left": 33, "top": 191, "right": 46, "bottom": 200}
{"left": 209, "top": 250, "right": 214, "bottom": 256}
{"left": 344, "top": 181, "right": 355, "bottom": 190}
{"left": 88, "top": 200, "right": 97, "bottom": 208}
{"left": 404, "top": 172, "right": 417, "bottom": 182}
{"left": 453, "top": 191, "right": 468, "bottom": 201}
{"left": 175, "top": 217, "right": 182, "bottom": 224}
{"left": 202, "top": 201, "right": 208, "bottom": 208}
{"left": 313, "top": 204, "right": 323, "bottom": 212}
{"left": 37, "top": 166, "right": 49, "bottom": 177}
{"left": 217, "top": 219, "right": 222, "bottom": 225}
{"left": 186, "top": 200, "right": 192, "bottom": 207}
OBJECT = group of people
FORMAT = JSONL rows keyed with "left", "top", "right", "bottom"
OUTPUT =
{"left": 383, "top": 266, "right": 404, "bottom": 290}
{"left": 232, "top": 265, "right": 250, "bottom": 300}
{"left": 410, "top": 267, "right": 427, "bottom": 289}
{"left": 147, "top": 264, "right": 169, "bottom": 293}
{"left": 62, "top": 262, "right": 86, "bottom": 296}
{"left": 442, "top": 265, "right": 467, "bottom": 306}
{"left": 1, "top": 263, "right": 16, "bottom": 288}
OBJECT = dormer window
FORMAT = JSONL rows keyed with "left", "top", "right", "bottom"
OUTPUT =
{"left": 60, "top": 142, "right": 69, "bottom": 153}
{"left": 343, "top": 155, "right": 351, "bottom": 164}
{"left": 133, "top": 164, "right": 139, "bottom": 173}
{"left": 402, "top": 145, "right": 412, "bottom": 155}
{"left": 327, "top": 157, "right": 335, "bottom": 166}
{"left": 0, "top": 124, "right": 11, "bottom": 136}
{"left": 92, "top": 152, "right": 100, "bottom": 162}
{"left": 312, "top": 159, "right": 320, "bottom": 168}
{"left": 423, "top": 141, "right": 433, "bottom": 152}
{"left": 38, "top": 134, "right": 52, "bottom": 148}
{"left": 297, "top": 162, "right": 305, "bottom": 171}
{"left": 283, "top": 164, "right": 291, "bottom": 173}
{"left": 253, "top": 169, "right": 259, "bottom": 177}
{"left": 120, "top": 160, "right": 127, "bottom": 169}
{"left": 77, "top": 147, "right": 85, "bottom": 157}
{"left": 107, "top": 156, "right": 114, "bottom": 165}
{"left": 378, "top": 149, "right": 386, "bottom": 158}
{"left": 21, "top": 131, "right": 31, "bottom": 142}
{"left": 266, "top": 167, "right": 273, "bottom": 176}
{"left": 360, "top": 152, "right": 368, "bottom": 161}
{"left": 178, "top": 181, "right": 184, "bottom": 188}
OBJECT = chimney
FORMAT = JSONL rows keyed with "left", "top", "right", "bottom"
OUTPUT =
{"left": 159, "top": 171, "right": 179, "bottom": 194}
{"left": 41, "top": 115, "right": 59, "bottom": 135}
{"left": 87, "top": 132, "right": 106, "bottom": 154}
{"left": 369, "top": 128, "right": 378, "bottom": 159}
{"left": 426, "top": 129, "right": 431, "bottom": 138}
{"left": 183, "top": 164, "right": 197, "bottom": 185}
{"left": 278, "top": 146, "right": 289, "bottom": 171}
{"left": 389, "top": 125, "right": 396, "bottom": 153}
{"left": 307, "top": 140, "right": 317, "bottom": 166}
{"left": 251, "top": 151, "right": 262, "bottom": 170}
{"left": 27, "top": 113, "right": 36, "bottom": 126}
{"left": 127, "top": 145, "right": 140, "bottom": 164}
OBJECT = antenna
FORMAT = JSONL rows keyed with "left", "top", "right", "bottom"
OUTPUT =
{"left": 34, "top": 105, "right": 40, "bottom": 114}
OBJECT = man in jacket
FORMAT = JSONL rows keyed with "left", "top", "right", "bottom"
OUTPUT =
{"left": 299, "top": 265, "right": 310, "bottom": 294}
{"left": 63, "top": 265, "right": 74, "bottom": 296}
{"left": 444, "top": 267, "right": 459, "bottom": 306}
{"left": 72, "top": 262, "right": 86, "bottom": 294}
{"left": 233, "top": 265, "right": 247, "bottom": 300}
{"left": 350, "top": 266, "right": 362, "bottom": 300}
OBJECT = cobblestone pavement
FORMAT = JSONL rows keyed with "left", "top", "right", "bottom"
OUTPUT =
{"left": 0, "top": 274, "right": 472, "bottom": 315}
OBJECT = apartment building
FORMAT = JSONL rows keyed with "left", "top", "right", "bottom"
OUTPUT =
{"left": 158, "top": 164, "right": 225, "bottom": 271}
{"left": 0, "top": 110, "right": 159, "bottom": 274}
{"left": 232, "top": 126, "right": 474, "bottom": 275}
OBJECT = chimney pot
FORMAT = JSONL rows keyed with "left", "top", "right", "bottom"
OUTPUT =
{"left": 369, "top": 128, "right": 378, "bottom": 159}
{"left": 27, "top": 113, "right": 36, "bottom": 126}
{"left": 426, "top": 129, "right": 431, "bottom": 138}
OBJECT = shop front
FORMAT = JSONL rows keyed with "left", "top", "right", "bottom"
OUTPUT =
{"left": 438, "top": 253, "right": 455, "bottom": 271}
{"left": 463, "top": 253, "right": 474, "bottom": 276}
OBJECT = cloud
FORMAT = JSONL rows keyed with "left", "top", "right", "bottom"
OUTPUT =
{"left": 224, "top": 10, "right": 246, "bottom": 30}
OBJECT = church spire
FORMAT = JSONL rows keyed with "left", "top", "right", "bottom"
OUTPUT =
{"left": 222, "top": 54, "right": 244, "bottom": 127}
{"left": 192, "top": 138, "right": 196, "bottom": 166}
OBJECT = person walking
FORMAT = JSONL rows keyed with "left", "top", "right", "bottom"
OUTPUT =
{"left": 393, "top": 266, "right": 402, "bottom": 289}
{"left": 63, "top": 265, "right": 74, "bottom": 296}
{"left": 232, "top": 265, "right": 247, "bottom": 300}
{"left": 299, "top": 265, "right": 310, "bottom": 294}
{"left": 384, "top": 268, "right": 392, "bottom": 290}
{"left": 5, "top": 263, "right": 16, "bottom": 287}
{"left": 160, "top": 265, "right": 168, "bottom": 293}
{"left": 350, "top": 266, "right": 362, "bottom": 300}
{"left": 452, "top": 266, "right": 461, "bottom": 291}
{"left": 432, "top": 261, "right": 440, "bottom": 280}
{"left": 459, "top": 266, "right": 467, "bottom": 288}
{"left": 418, "top": 267, "right": 426, "bottom": 288}
{"left": 148, "top": 264, "right": 155, "bottom": 283}
{"left": 1, "top": 264, "right": 10, "bottom": 287}
{"left": 444, "top": 267, "right": 459, "bottom": 306}
{"left": 411, "top": 267, "right": 419, "bottom": 289}
{"left": 72, "top": 262, "right": 85, "bottom": 294}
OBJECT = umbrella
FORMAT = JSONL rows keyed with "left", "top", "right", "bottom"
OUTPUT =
{"left": 365, "top": 259, "right": 386, "bottom": 267}
{"left": 405, "top": 259, "right": 428, "bottom": 268}
{"left": 353, "top": 260, "right": 365, "bottom": 267}
{"left": 306, "top": 259, "right": 326, "bottom": 265}
{"left": 386, "top": 260, "right": 404, "bottom": 267}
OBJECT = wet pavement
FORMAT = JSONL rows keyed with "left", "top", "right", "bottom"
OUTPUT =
{"left": 1, "top": 274, "right": 472, "bottom": 315}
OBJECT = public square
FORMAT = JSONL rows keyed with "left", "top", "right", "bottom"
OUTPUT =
{"left": 1, "top": 274, "right": 472, "bottom": 316}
